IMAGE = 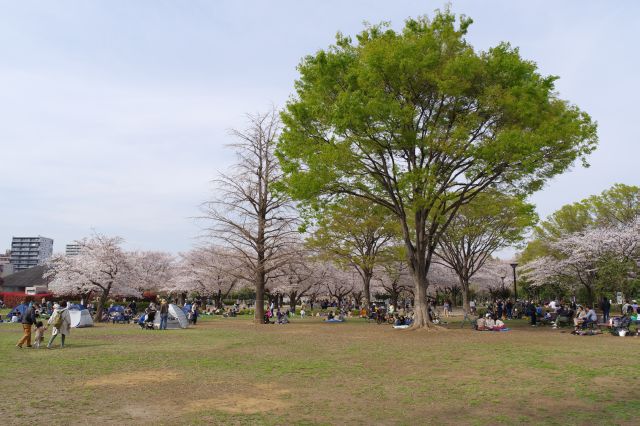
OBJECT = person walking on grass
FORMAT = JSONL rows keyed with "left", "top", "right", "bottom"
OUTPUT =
{"left": 47, "top": 302, "right": 71, "bottom": 349}
{"left": 159, "top": 299, "right": 169, "bottom": 330}
{"left": 16, "top": 302, "right": 39, "bottom": 348}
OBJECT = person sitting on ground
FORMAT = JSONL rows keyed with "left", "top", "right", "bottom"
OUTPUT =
{"left": 493, "top": 318, "right": 506, "bottom": 330}
{"left": 573, "top": 306, "right": 586, "bottom": 328}
{"left": 484, "top": 313, "right": 496, "bottom": 329}
{"left": 475, "top": 316, "right": 487, "bottom": 331}
{"left": 11, "top": 311, "right": 20, "bottom": 323}
{"left": 583, "top": 306, "right": 598, "bottom": 327}
{"left": 327, "top": 310, "right": 335, "bottom": 320}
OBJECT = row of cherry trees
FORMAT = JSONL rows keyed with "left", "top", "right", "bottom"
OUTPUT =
{"left": 46, "top": 109, "right": 529, "bottom": 324}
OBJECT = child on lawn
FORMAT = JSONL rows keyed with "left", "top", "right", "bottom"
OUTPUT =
{"left": 34, "top": 321, "right": 47, "bottom": 348}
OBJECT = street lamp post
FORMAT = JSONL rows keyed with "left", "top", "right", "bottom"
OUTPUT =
{"left": 510, "top": 263, "right": 518, "bottom": 301}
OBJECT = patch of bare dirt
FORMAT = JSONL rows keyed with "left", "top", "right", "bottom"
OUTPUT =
{"left": 185, "top": 383, "right": 291, "bottom": 414}
{"left": 82, "top": 370, "right": 180, "bottom": 387}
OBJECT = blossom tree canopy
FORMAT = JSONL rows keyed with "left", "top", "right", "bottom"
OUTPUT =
{"left": 522, "top": 220, "right": 640, "bottom": 304}
{"left": 167, "top": 246, "right": 241, "bottom": 306}
{"left": 45, "top": 235, "right": 137, "bottom": 321}
{"left": 130, "top": 251, "right": 175, "bottom": 293}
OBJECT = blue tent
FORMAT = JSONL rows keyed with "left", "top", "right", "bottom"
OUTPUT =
{"left": 69, "top": 303, "right": 85, "bottom": 311}
{"left": 8, "top": 303, "right": 28, "bottom": 318}
{"left": 108, "top": 305, "right": 125, "bottom": 314}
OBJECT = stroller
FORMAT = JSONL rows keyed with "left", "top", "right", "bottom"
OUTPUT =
{"left": 610, "top": 316, "right": 632, "bottom": 336}
{"left": 138, "top": 310, "right": 156, "bottom": 330}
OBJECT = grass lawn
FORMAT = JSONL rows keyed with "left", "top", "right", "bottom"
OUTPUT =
{"left": 0, "top": 312, "right": 638, "bottom": 425}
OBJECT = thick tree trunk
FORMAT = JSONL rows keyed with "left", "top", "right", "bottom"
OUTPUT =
{"left": 289, "top": 291, "right": 298, "bottom": 314}
{"left": 411, "top": 276, "right": 432, "bottom": 328}
{"left": 94, "top": 286, "right": 111, "bottom": 322}
{"left": 461, "top": 278, "right": 470, "bottom": 314}
{"left": 362, "top": 271, "right": 372, "bottom": 310}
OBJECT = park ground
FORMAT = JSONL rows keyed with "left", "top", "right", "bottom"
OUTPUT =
{"left": 0, "top": 313, "right": 638, "bottom": 425}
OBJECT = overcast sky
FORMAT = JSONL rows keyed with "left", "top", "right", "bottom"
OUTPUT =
{"left": 1, "top": 0, "right": 638, "bottom": 257}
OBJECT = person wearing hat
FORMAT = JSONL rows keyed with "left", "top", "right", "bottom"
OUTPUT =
{"left": 159, "top": 299, "right": 169, "bottom": 330}
{"left": 47, "top": 301, "right": 71, "bottom": 349}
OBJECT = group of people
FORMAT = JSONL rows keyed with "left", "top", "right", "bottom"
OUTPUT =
{"left": 475, "top": 313, "right": 507, "bottom": 331}
{"left": 15, "top": 301, "right": 71, "bottom": 349}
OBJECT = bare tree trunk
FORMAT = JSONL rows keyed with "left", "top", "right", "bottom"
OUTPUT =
{"left": 255, "top": 268, "right": 266, "bottom": 324}
{"left": 94, "top": 285, "right": 111, "bottom": 322}
{"left": 289, "top": 291, "right": 298, "bottom": 313}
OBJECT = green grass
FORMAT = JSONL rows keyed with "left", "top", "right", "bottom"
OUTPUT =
{"left": 0, "top": 313, "right": 638, "bottom": 425}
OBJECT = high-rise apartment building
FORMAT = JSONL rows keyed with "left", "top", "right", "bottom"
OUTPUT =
{"left": 9, "top": 236, "right": 54, "bottom": 272}
{"left": 66, "top": 243, "right": 81, "bottom": 256}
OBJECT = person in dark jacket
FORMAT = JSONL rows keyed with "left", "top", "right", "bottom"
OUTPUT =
{"left": 528, "top": 302, "right": 537, "bottom": 326}
{"left": 16, "top": 303, "right": 39, "bottom": 348}
{"left": 600, "top": 297, "right": 611, "bottom": 323}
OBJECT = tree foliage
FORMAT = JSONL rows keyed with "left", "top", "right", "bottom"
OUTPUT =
{"left": 306, "top": 196, "right": 398, "bottom": 307}
{"left": 278, "top": 9, "right": 597, "bottom": 327}
{"left": 435, "top": 190, "right": 537, "bottom": 310}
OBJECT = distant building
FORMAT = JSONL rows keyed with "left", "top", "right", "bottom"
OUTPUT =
{"left": 66, "top": 243, "right": 81, "bottom": 256}
{"left": 0, "top": 249, "right": 10, "bottom": 264}
{"left": 0, "top": 263, "right": 15, "bottom": 278}
{"left": 9, "top": 236, "right": 54, "bottom": 272}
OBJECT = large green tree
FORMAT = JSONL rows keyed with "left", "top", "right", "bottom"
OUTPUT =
{"left": 277, "top": 10, "right": 597, "bottom": 328}
{"left": 435, "top": 191, "right": 537, "bottom": 312}
{"left": 306, "top": 196, "right": 398, "bottom": 308}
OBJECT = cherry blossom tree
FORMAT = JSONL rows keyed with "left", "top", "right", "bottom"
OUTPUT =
{"left": 320, "top": 263, "right": 358, "bottom": 305}
{"left": 130, "top": 251, "right": 175, "bottom": 294}
{"left": 167, "top": 246, "right": 241, "bottom": 307}
{"left": 522, "top": 221, "right": 640, "bottom": 305}
{"left": 270, "top": 249, "right": 323, "bottom": 312}
{"left": 45, "top": 235, "right": 137, "bottom": 321}
{"left": 374, "top": 261, "right": 413, "bottom": 308}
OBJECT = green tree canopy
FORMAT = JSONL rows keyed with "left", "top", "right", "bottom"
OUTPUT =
{"left": 306, "top": 196, "right": 399, "bottom": 307}
{"left": 277, "top": 9, "right": 597, "bottom": 328}
{"left": 436, "top": 190, "right": 537, "bottom": 310}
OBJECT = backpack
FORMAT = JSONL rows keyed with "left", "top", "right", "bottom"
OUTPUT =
{"left": 53, "top": 312, "right": 63, "bottom": 328}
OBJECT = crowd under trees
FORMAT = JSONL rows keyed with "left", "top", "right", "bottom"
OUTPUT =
{"left": 44, "top": 10, "right": 637, "bottom": 329}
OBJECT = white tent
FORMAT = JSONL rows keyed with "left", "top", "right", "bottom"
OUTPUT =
{"left": 153, "top": 304, "right": 188, "bottom": 329}
{"left": 69, "top": 309, "right": 94, "bottom": 328}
